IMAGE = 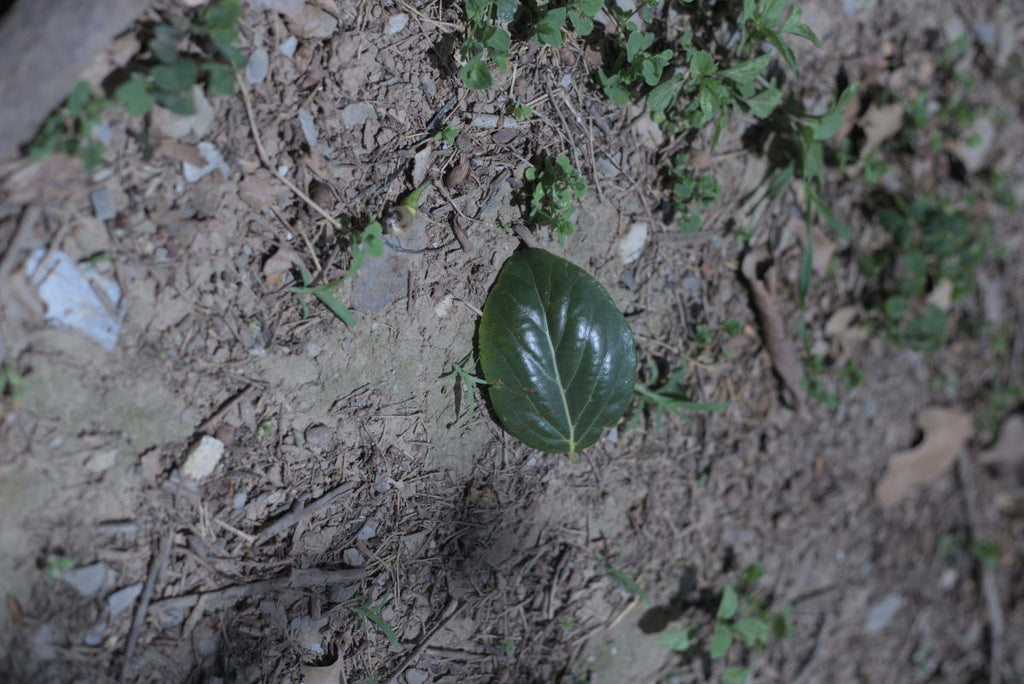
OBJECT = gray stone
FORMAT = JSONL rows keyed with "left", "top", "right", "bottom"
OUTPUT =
{"left": 61, "top": 563, "right": 117, "bottom": 597}
{"left": 341, "top": 102, "right": 375, "bottom": 129}
{"left": 865, "top": 593, "right": 905, "bottom": 634}
{"left": 406, "top": 668, "right": 429, "bottom": 684}
{"left": 342, "top": 548, "right": 365, "bottom": 567}
{"left": 106, "top": 582, "right": 143, "bottom": 615}
{"left": 90, "top": 188, "right": 116, "bottom": 221}
{"left": 304, "top": 424, "right": 331, "bottom": 446}
{"left": 357, "top": 521, "right": 377, "bottom": 541}
{"left": 246, "top": 47, "right": 269, "bottom": 84}
{"left": 83, "top": 619, "right": 107, "bottom": 646}
{"left": 329, "top": 583, "right": 358, "bottom": 603}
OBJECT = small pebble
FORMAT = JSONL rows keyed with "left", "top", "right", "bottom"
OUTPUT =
{"left": 232, "top": 491, "right": 247, "bottom": 509}
{"left": 90, "top": 188, "right": 117, "bottom": 221}
{"left": 329, "top": 584, "right": 358, "bottom": 603}
{"left": 181, "top": 435, "right": 225, "bottom": 480}
{"left": 279, "top": 36, "right": 298, "bottom": 59}
{"left": 406, "top": 669, "right": 429, "bottom": 684}
{"left": 246, "top": 47, "right": 269, "bottom": 84}
{"left": 83, "top": 619, "right": 107, "bottom": 647}
{"left": 865, "top": 593, "right": 905, "bottom": 634}
{"left": 298, "top": 107, "right": 318, "bottom": 148}
{"left": 106, "top": 583, "right": 143, "bottom": 615}
{"left": 342, "top": 548, "right": 365, "bottom": 567}
{"left": 304, "top": 424, "right": 331, "bottom": 446}
{"left": 385, "top": 13, "right": 408, "bottom": 35}
{"left": 357, "top": 521, "right": 377, "bottom": 541}
{"left": 61, "top": 563, "right": 116, "bottom": 598}
{"left": 341, "top": 102, "right": 375, "bottom": 128}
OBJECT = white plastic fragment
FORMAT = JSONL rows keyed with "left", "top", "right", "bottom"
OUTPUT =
{"left": 24, "top": 249, "right": 123, "bottom": 351}
{"left": 181, "top": 435, "right": 225, "bottom": 480}
{"left": 617, "top": 222, "right": 648, "bottom": 264}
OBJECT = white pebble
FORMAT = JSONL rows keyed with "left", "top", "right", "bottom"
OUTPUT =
{"left": 385, "top": 13, "right": 408, "bottom": 35}
{"left": 617, "top": 222, "right": 648, "bottom": 264}
{"left": 181, "top": 435, "right": 225, "bottom": 480}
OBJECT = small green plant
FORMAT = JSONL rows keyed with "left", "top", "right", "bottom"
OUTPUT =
{"left": 669, "top": 153, "right": 722, "bottom": 233}
{"left": 440, "top": 352, "right": 488, "bottom": 423}
{"left": 596, "top": 550, "right": 651, "bottom": 606}
{"left": 523, "top": 154, "right": 587, "bottom": 242}
{"left": 29, "top": 81, "right": 109, "bottom": 172}
{"left": 632, "top": 361, "right": 729, "bottom": 431}
{"left": 43, "top": 554, "right": 75, "bottom": 584}
{"left": 459, "top": 0, "right": 514, "bottom": 90}
{"left": 433, "top": 123, "right": 460, "bottom": 146}
{"left": 511, "top": 101, "right": 533, "bottom": 122}
{"left": 737, "top": 0, "right": 821, "bottom": 74}
{"left": 114, "top": 0, "right": 245, "bottom": 116}
{"left": 289, "top": 265, "right": 356, "bottom": 327}
{"left": 353, "top": 593, "right": 402, "bottom": 652}
{"left": 859, "top": 196, "right": 987, "bottom": 351}
{"left": 659, "top": 564, "right": 792, "bottom": 684}
{"left": 0, "top": 363, "right": 36, "bottom": 405}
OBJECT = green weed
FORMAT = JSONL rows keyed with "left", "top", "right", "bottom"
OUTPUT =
{"left": 668, "top": 153, "right": 721, "bottom": 233}
{"left": 632, "top": 361, "right": 729, "bottom": 431}
{"left": 29, "top": 81, "right": 109, "bottom": 172}
{"left": 353, "top": 594, "right": 402, "bottom": 652}
{"left": 115, "top": 0, "right": 245, "bottom": 117}
{"left": 43, "top": 554, "right": 75, "bottom": 584}
{"left": 523, "top": 154, "right": 587, "bottom": 243}
{"left": 440, "top": 352, "right": 488, "bottom": 423}
{"left": 459, "top": 0, "right": 515, "bottom": 90}
{"left": 660, "top": 563, "right": 793, "bottom": 684}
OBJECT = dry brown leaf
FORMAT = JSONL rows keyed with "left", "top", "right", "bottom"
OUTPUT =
{"left": 978, "top": 414, "right": 1024, "bottom": 470}
{"left": 239, "top": 171, "right": 287, "bottom": 210}
{"left": 740, "top": 252, "right": 806, "bottom": 410}
{"left": 859, "top": 104, "right": 904, "bottom": 159}
{"left": 299, "top": 655, "right": 346, "bottom": 684}
{"left": 263, "top": 247, "right": 305, "bottom": 286}
{"left": 876, "top": 407, "right": 972, "bottom": 507}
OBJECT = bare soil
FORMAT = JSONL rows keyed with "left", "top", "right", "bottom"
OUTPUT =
{"left": 0, "top": 1, "right": 1022, "bottom": 683}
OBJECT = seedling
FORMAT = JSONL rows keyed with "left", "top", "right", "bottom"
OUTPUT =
{"left": 43, "top": 554, "right": 75, "bottom": 584}
{"left": 459, "top": 0, "right": 514, "bottom": 90}
{"left": 523, "top": 154, "right": 587, "bottom": 243}
{"left": 289, "top": 266, "right": 356, "bottom": 327}
{"left": 659, "top": 563, "right": 793, "bottom": 684}
{"left": 669, "top": 153, "right": 722, "bottom": 233}
{"left": 114, "top": 0, "right": 245, "bottom": 116}
{"left": 632, "top": 361, "right": 729, "bottom": 431}
{"left": 433, "top": 123, "right": 459, "bottom": 146}
{"left": 596, "top": 550, "right": 651, "bottom": 606}
{"left": 353, "top": 593, "right": 402, "bottom": 652}
{"left": 439, "top": 352, "right": 488, "bottom": 423}
{"left": 29, "top": 81, "right": 108, "bottom": 172}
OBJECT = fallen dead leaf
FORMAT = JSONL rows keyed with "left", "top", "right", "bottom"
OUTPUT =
{"left": 239, "top": 171, "right": 288, "bottom": 210}
{"left": 925, "top": 277, "right": 954, "bottom": 312}
{"left": 299, "top": 655, "right": 346, "bottom": 684}
{"left": 263, "top": 246, "right": 305, "bottom": 286}
{"left": 824, "top": 306, "right": 869, "bottom": 355}
{"left": 876, "top": 407, "right": 972, "bottom": 507}
{"left": 978, "top": 414, "right": 1024, "bottom": 472}
{"left": 859, "top": 103, "right": 904, "bottom": 160}
{"left": 740, "top": 251, "right": 806, "bottom": 410}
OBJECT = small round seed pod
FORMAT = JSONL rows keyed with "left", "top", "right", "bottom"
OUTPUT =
{"left": 384, "top": 205, "right": 416, "bottom": 236}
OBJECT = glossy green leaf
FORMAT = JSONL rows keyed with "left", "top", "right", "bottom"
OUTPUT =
{"left": 479, "top": 249, "right": 637, "bottom": 457}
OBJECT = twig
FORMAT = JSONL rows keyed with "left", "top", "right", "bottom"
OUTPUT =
{"left": 957, "top": 455, "right": 1006, "bottom": 684}
{"left": 120, "top": 528, "right": 174, "bottom": 683}
{"left": 380, "top": 599, "right": 466, "bottom": 683}
{"left": 256, "top": 483, "right": 355, "bottom": 544}
{"left": 511, "top": 224, "right": 536, "bottom": 249}
{"left": 197, "top": 384, "right": 255, "bottom": 433}
{"left": 236, "top": 73, "right": 341, "bottom": 229}
{"left": 149, "top": 567, "right": 367, "bottom": 614}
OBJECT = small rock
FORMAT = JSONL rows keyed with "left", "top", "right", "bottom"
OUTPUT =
{"left": 82, "top": 619, "right": 107, "bottom": 647}
{"left": 947, "top": 116, "right": 996, "bottom": 174}
{"left": 617, "top": 222, "right": 648, "bottom": 265}
{"left": 288, "top": 6, "right": 338, "bottom": 39}
{"left": 329, "top": 583, "right": 358, "bottom": 603}
{"left": 341, "top": 102, "right": 375, "bottom": 128}
{"left": 357, "top": 521, "right": 377, "bottom": 541}
{"left": 972, "top": 22, "right": 996, "bottom": 46}
{"left": 181, "top": 435, "right": 225, "bottom": 480}
{"left": 90, "top": 188, "right": 117, "bottom": 221}
{"left": 406, "top": 668, "right": 429, "bottom": 684}
{"left": 342, "top": 548, "right": 365, "bottom": 567}
{"left": 233, "top": 491, "right": 247, "bottom": 509}
{"left": 385, "top": 13, "right": 409, "bottom": 35}
{"left": 150, "top": 86, "right": 215, "bottom": 139}
{"left": 193, "top": 624, "right": 218, "bottom": 659}
{"left": 84, "top": 448, "right": 118, "bottom": 474}
{"left": 298, "top": 107, "right": 318, "bottom": 148}
{"left": 434, "top": 294, "right": 453, "bottom": 318}
{"left": 864, "top": 593, "right": 905, "bottom": 634}
{"left": 279, "top": 35, "right": 298, "bottom": 59}
{"left": 246, "top": 47, "right": 269, "bottom": 84}
{"left": 304, "top": 424, "right": 331, "bottom": 446}
{"left": 106, "top": 583, "right": 143, "bottom": 615}
{"left": 61, "top": 563, "right": 117, "bottom": 597}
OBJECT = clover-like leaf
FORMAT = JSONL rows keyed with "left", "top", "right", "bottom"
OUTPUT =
{"left": 479, "top": 248, "right": 637, "bottom": 457}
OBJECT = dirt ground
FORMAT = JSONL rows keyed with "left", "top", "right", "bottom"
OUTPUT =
{"left": 1, "top": 0, "right": 1022, "bottom": 683}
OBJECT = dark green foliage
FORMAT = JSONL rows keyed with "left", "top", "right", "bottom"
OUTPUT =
{"left": 478, "top": 249, "right": 637, "bottom": 458}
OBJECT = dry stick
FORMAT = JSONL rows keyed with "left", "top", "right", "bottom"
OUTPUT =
{"left": 380, "top": 599, "right": 466, "bottom": 683}
{"left": 148, "top": 567, "right": 367, "bottom": 614}
{"left": 957, "top": 455, "right": 1006, "bottom": 684}
{"left": 197, "top": 384, "right": 255, "bottom": 433}
{"left": 236, "top": 73, "right": 341, "bottom": 230}
{"left": 120, "top": 527, "right": 174, "bottom": 683}
{"left": 256, "top": 483, "right": 355, "bottom": 544}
